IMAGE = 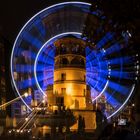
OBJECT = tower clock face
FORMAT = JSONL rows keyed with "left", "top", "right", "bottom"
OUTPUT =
{"left": 11, "top": 2, "right": 138, "bottom": 119}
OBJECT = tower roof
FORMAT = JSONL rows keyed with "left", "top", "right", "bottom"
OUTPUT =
{"left": 54, "top": 36, "right": 86, "bottom": 48}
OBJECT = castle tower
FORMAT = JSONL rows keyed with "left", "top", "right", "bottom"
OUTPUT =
{"left": 46, "top": 36, "right": 96, "bottom": 130}
{"left": 47, "top": 36, "right": 92, "bottom": 109}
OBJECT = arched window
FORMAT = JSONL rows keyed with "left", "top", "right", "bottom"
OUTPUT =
{"left": 55, "top": 60, "right": 60, "bottom": 65}
{"left": 62, "top": 58, "right": 68, "bottom": 65}
{"left": 71, "top": 57, "right": 80, "bottom": 65}
{"left": 80, "top": 59, "right": 85, "bottom": 65}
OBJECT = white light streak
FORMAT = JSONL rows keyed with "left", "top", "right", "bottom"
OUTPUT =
{"left": 107, "top": 84, "right": 135, "bottom": 119}
{"left": 92, "top": 80, "right": 109, "bottom": 102}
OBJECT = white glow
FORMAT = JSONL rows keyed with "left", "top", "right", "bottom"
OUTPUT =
{"left": 107, "top": 84, "right": 135, "bottom": 119}
{"left": 25, "top": 117, "right": 29, "bottom": 121}
{"left": 102, "top": 48, "right": 106, "bottom": 53}
{"left": 136, "top": 71, "right": 139, "bottom": 74}
{"left": 127, "top": 30, "right": 132, "bottom": 37}
{"left": 24, "top": 92, "right": 28, "bottom": 97}
{"left": 10, "top": 1, "right": 91, "bottom": 111}
{"left": 92, "top": 80, "right": 109, "bottom": 102}
{"left": 42, "top": 100, "right": 45, "bottom": 103}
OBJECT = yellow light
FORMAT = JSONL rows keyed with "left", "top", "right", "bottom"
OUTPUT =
{"left": 67, "top": 87, "right": 72, "bottom": 95}
{"left": 52, "top": 106, "right": 58, "bottom": 111}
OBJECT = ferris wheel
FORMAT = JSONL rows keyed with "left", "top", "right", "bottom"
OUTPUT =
{"left": 11, "top": 1, "right": 139, "bottom": 119}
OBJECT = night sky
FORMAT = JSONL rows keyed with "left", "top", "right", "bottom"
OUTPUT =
{"left": 0, "top": 0, "right": 54, "bottom": 43}
{"left": 0, "top": 0, "right": 89, "bottom": 44}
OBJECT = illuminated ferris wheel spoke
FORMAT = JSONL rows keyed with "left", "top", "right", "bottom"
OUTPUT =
{"left": 108, "top": 81, "right": 130, "bottom": 95}
{"left": 41, "top": 52, "right": 54, "bottom": 61}
{"left": 105, "top": 92, "right": 121, "bottom": 108}
{"left": 86, "top": 71, "right": 108, "bottom": 91}
{"left": 37, "top": 62, "right": 53, "bottom": 69}
{"left": 87, "top": 73, "right": 107, "bottom": 83}
{"left": 104, "top": 43, "right": 122, "bottom": 56}
{"left": 17, "top": 79, "right": 35, "bottom": 90}
{"left": 22, "top": 32, "right": 44, "bottom": 50}
{"left": 42, "top": 45, "right": 55, "bottom": 55}
{"left": 36, "top": 45, "right": 55, "bottom": 90}
{"left": 36, "top": 74, "right": 53, "bottom": 83}
{"left": 110, "top": 70, "right": 134, "bottom": 79}
{"left": 96, "top": 32, "right": 115, "bottom": 49}
{"left": 106, "top": 87, "right": 126, "bottom": 102}
{"left": 37, "top": 55, "right": 54, "bottom": 66}
{"left": 86, "top": 56, "right": 128, "bottom": 67}
{"left": 15, "top": 64, "right": 34, "bottom": 73}
{"left": 107, "top": 56, "right": 133, "bottom": 65}
{"left": 88, "top": 78, "right": 107, "bottom": 92}
{"left": 86, "top": 33, "right": 115, "bottom": 58}
{"left": 86, "top": 48, "right": 97, "bottom": 60}
{"left": 37, "top": 48, "right": 55, "bottom": 64}
{"left": 37, "top": 57, "right": 54, "bottom": 66}
{"left": 33, "top": 19, "right": 46, "bottom": 38}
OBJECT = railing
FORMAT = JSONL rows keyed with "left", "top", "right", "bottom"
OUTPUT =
{"left": 55, "top": 51, "right": 85, "bottom": 57}
{"left": 54, "top": 79, "right": 86, "bottom": 84}
{"left": 55, "top": 64, "right": 85, "bottom": 69}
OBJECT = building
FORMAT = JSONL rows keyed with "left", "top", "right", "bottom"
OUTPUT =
{"left": 0, "top": 36, "right": 15, "bottom": 130}
{"left": 0, "top": 39, "right": 7, "bottom": 125}
{"left": 46, "top": 36, "right": 96, "bottom": 131}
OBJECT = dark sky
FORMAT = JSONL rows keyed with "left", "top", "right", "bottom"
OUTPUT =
{"left": 0, "top": 0, "right": 90, "bottom": 44}
{"left": 1, "top": 0, "right": 87, "bottom": 43}
{"left": 0, "top": 0, "right": 56, "bottom": 43}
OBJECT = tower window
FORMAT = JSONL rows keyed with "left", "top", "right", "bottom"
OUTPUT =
{"left": 83, "top": 89, "right": 86, "bottom": 96}
{"left": 61, "top": 88, "right": 66, "bottom": 94}
{"left": 61, "top": 73, "right": 66, "bottom": 81}
{"left": 56, "top": 97, "right": 64, "bottom": 106}
{"left": 84, "top": 75, "right": 86, "bottom": 82}
{"left": 62, "top": 58, "right": 68, "bottom": 65}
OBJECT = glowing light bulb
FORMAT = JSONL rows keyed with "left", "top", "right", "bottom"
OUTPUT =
{"left": 25, "top": 117, "right": 29, "bottom": 121}
{"left": 24, "top": 92, "right": 28, "bottom": 97}
{"left": 42, "top": 100, "right": 45, "bottom": 103}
